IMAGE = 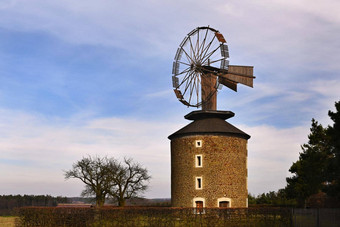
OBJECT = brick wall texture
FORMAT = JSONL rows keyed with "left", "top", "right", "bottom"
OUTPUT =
{"left": 170, "top": 135, "right": 248, "bottom": 208}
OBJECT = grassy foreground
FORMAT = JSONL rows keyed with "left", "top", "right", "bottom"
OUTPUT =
{"left": 0, "top": 216, "right": 17, "bottom": 227}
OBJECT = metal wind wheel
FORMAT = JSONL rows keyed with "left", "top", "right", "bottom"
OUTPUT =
{"left": 171, "top": 26, "right": 255, "bottom": 110}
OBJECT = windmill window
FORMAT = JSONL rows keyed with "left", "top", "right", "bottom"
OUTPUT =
{"left": 195, "top": 140, "right": 202, "bottom": 147}
{"left": 193, "top": 197, "right": 205, "bottom": 214}
{"left": 196, "top": 177, "right": 202, "bottom": 189}
{"left": 195, "top": 155, "right": 203, "bottom": 167}
{"left": 219, "top": 201, "right": 229, "bottom": 208}
{"left": 217, "top": 198, "right": 231, "bottom": 208}
{"left": 195, "top": 201, "right": 204, "bottom": 214}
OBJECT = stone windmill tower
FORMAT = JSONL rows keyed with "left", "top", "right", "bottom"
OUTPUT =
{"left": 168, "top": 26, "right": 255, "bottom": 209}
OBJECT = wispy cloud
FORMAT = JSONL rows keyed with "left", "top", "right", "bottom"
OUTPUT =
{"left": 0, "top": 107, "right": 315, "bottom": 196}
{"left": 1, "top": 0, "right": 339, "bottom": 63}
{"left": 241, "top": 124, "right": 309, "bottom": 194}
{"left": 0, "top": 108, "right": 185, "bottom": 197}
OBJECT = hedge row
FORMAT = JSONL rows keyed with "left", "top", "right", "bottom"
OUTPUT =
{"left": 17, "top": 207, "right": 292, "bottom": 226}
{"left": 17, "top": 207, "right": 94, "bottom": 227}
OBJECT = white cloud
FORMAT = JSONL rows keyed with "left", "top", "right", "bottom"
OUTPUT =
{"left": 0, "top": 0, "right": 185, "bottom": 57}
{"left": 273, "top": 0, "right": 340, "bottom": 24}
{"left": 0, "top": 107, "right": 315, "bottom": 197}
{"left": 241, "top": 124, "right": 309, "bottom": 194}
{"left": 309, "top": 80, "right": 340, "bottom": 98}
{"left": 1, "top": 0, "right": 339, "bottom": 65}
{"left": 307, "top": 80, "right": 340, "bottom": 125}
{"left": 144, "top": 90, "right": 173, "bottom": 99}
{"left": 0, "top": 108, "right": 186, "bottom": 197}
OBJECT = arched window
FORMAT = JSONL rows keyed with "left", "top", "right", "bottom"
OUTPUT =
{"left": 219, "top": 201, "right": 229, "bottom": 207}
{"left": 217, "top": 197, "right": 231, "bottom": 208}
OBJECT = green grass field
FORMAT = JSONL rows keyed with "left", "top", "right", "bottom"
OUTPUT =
{"left": 0, "top": 217, "right": 17, "bottom": 227}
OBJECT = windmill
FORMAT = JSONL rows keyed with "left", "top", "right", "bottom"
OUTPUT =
{"left": 169, "top": 26, "right": 254, "bottom": 208}
{"left": 172, "top": 26, "right": 255, "bottom": 110}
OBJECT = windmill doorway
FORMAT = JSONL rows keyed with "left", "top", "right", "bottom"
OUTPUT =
{"left": 195, "top": 201, "right": 204, "bottom": 213}
{"left": 193, "top": 197, "right": 205, "bottom": 214}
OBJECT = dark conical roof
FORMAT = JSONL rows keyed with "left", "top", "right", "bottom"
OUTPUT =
{"left": 168, "top": 110, "right": 250, "bottom": 140}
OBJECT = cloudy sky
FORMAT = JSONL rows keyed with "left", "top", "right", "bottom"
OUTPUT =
{"left": 0, "top": 0, "right": 339, "bottom": 199}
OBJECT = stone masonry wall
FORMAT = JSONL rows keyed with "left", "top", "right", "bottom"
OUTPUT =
{"left": 171, "top": 135, "right": 248, "bottom": 208}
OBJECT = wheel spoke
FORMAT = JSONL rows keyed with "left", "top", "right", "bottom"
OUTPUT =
{"left": 178, "top": 61, "right": 191, "bottom": 67}
{"left": 188, "top": 71, "right": 199, "bottom": 105}
{"left": 177, "top": 66, "right": 191, "bottom": 76}
{"left": 201, "top": 45, "right": 220, "bottom": 65}
{"left": 188, "top": 76, "right": 194, "bottom": 104}
{"left": 182, "top": 71, "right": 195, "bottom": 96}
{"left": 181, "top": 47, "right": 195, "bottom": 64}
{"left": 198, "top": 29, "right": 209, "bottom": 59}
{"left": 208, "top": 57, "right": 225, "bottom": 64}
{"left": 178, "top": 71, "right": 191, "bottom": 87}
{"left": 188, "top": 35, "right": 196, "bottom": 62}
{"left": 199, "top": 34, "right": 216, "bottom": 63}
{"left": 196, "top": 29, "right": 200, "bottom": 60}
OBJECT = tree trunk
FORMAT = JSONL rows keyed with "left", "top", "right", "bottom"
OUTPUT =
{"left": 96, "top": 196, "right": 105, "bottom": 207}
{"left": 118, "top": 198, "right": 126, "bottom": 207}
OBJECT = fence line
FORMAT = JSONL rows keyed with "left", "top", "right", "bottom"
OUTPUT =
{"left": 292, "top": 208, "right": 340, "bottom": 227}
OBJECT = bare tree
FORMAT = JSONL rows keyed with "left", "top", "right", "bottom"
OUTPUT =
{"left": 64, "top": 156, "right": 150, "bottom": 207}
{"left": 108, "top": 158, "right": 151, "bottom": 207}
{"left": 64, "top": 156, "right": 114, "bottom": 207}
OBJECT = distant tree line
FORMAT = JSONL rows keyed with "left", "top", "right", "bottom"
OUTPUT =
{"left": 248, "top": 191, "right": 296, "bottom": 207}
{"left": 0, "top": 195, "right": 68, "bottom": 215}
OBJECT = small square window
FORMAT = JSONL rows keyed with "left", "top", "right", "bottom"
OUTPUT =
{"left": 195, "top": 140, "right": 202, "bottom": 147}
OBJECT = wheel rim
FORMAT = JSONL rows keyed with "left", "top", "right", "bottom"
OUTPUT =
{"left": 172, "top": 26, "right": 229, "bottom": 107}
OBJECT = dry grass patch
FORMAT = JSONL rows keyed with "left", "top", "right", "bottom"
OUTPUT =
{"left": 0, "top": 216, "right": 17, "bottom": 227}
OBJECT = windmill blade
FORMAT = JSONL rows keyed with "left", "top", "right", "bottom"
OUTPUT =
{"left": 215, "top": 32, "right": 226, "bottom": 43}
{"left": 172, "top": 61, "right": 179, "bottom": 74}
{"left": 219, "top": 73, "right": 254, "bottom": 87}
{"left": 218, "top": 77, "right": 237, "bottom": 92}
{"left": 172, "top": 76, "right": 179, "bottom": 88}
{"left": 228, "top": 65, "right": 254, "bottom": 77}
{"left": 179, "top": 99, "right": 190, "bottom": 106}
{"left": 174, "top": 89, "right": 184, "bottom": 99}
{"left": 220, "top": 44, "right": 229, "bottom": 58}
{"left": 220, "top": 59, "right": 229, "bottom": 70}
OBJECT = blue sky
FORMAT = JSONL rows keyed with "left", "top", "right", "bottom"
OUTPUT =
{"left": 0, "top": 0, "right": 340, "bottom": 198}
